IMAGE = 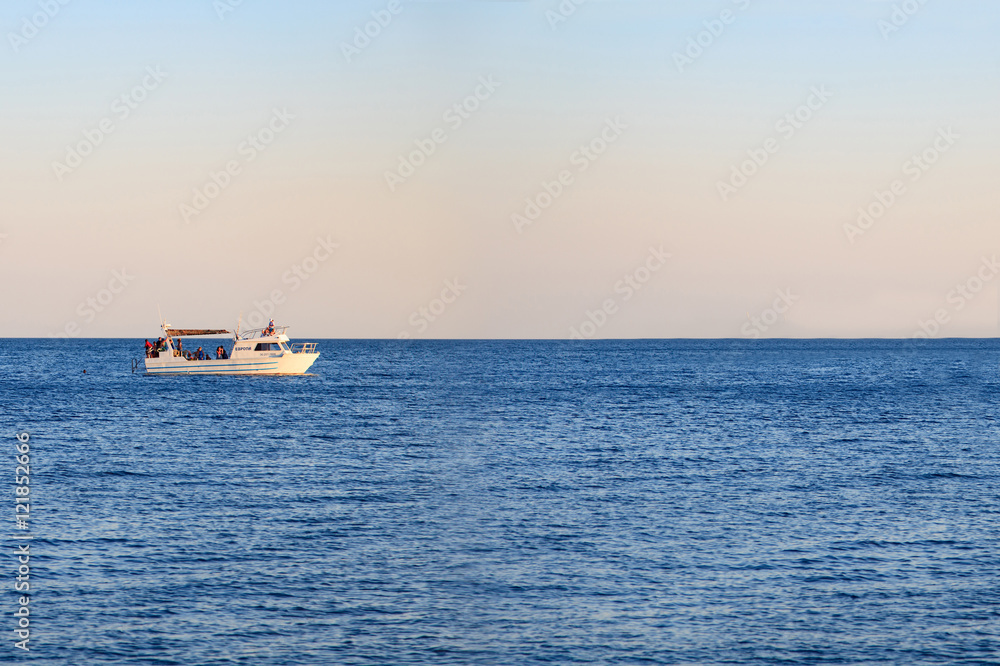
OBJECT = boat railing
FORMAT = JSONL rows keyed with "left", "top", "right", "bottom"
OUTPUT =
{"left": 289, "top": 342, "right": 317, "bottom": 354}
{"left": 237, "top": 326, "right": 289, "bottom": 341}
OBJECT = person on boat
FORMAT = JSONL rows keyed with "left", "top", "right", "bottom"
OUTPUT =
{"left": 144, "top": 340, "right": 152, "bottom": 357}
{"left": 216, "top": 346, "right": 228, "bottom": 360}
{"left": 196, "top": 347, "right": 205, "bottom": 360}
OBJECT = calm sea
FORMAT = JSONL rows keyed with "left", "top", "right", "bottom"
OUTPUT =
{"left": 2, "top": 338, "right": 999, "bottom": 665}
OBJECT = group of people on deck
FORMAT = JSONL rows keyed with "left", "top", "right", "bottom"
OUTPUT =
{"left": 143, "top": 320, "right": 274, "bottom": 361}
{"left": 144, "top": 338, "right": 229, "bottom": 361}
{"left": 145, "top": 338, "right": 168, "bottom": 358}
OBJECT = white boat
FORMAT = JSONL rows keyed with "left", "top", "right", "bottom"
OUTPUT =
{"left": 144, "top": 319, "right": 319, "bottom": 376}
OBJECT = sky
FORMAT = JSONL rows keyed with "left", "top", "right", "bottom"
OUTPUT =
{"left": 1, "top": 0, "right": 998, "bottom": 339}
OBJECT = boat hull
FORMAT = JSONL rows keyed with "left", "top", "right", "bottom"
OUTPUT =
{"left": 145, "top": 352, "right": 318, "bottom": 375}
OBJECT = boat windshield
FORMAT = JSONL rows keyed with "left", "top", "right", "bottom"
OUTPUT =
{"left": 237, "top": 326, "right": 289, "bottom": 341}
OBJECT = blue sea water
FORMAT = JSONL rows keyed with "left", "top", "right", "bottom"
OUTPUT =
{"left": 1, "top": 338, "right": 999, "bottom": 665}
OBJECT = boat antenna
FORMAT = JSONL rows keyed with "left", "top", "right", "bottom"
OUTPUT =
{"left": 235, "top": 312, "right": 242, "bottom": 342}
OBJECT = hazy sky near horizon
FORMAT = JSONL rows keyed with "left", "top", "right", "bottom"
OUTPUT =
{"left": 2, "top": 0, "right": 998, "bottom": 338}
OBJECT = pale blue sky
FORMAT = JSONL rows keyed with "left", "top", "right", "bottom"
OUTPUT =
{"left": 2, "top": 1, "right": 998, "bottom": 338}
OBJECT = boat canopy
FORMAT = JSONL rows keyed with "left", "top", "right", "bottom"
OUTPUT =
{"left": 165, "top": 328, "right": 231, "bottom": 337}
